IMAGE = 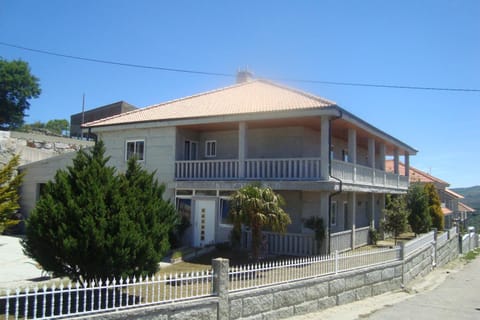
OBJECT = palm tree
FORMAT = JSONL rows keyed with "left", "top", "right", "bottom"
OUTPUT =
{"left": 229, "top": 184, "right": 291, "bottom": 260}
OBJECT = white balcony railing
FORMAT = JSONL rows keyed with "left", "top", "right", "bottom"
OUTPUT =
{"left": 245, "top": 158, "right": 321, "bottom": 180}
{"left": 331, "top": 160, "right": 409, "bottom": 190}
{"left": 241, "top": 230, "right": 317, "bottom": 256}
{"left": 176, "top": 158, "right": 321, "bottom": 181}
{"left": 175, "top": 158, "right": 408, "bottom": 189}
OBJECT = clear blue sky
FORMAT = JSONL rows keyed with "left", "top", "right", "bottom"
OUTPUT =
{"left": 1, "top": 1, "right": 479, "bottom": 188}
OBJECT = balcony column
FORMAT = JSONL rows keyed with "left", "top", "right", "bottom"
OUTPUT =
{"left": 404, "top": 152, "right": 410, "bottom": 178}
{"left": 349, "top": 192, "right": 356, "bottom": 249}
{"left": 370, "top": 193, "right": 375, "bottom": 229}
{"left": 378, "top": 143, "right": 386, "bottom": 170}
{"left": 320, "top": 116, "right": 330, "bottom": 180}
{"left": 368, "top": 138, "right": 375, "bottom": 168}
{"left": 238, "top": 122, "right": 247, "bottom": 178}
{"left": 393, "top": 148, "right": 400, "bottom": 174}
{"left": 368, "top": 138, "right": 375, "bottom": 185}
{"left": 348, "top": 128, "right": 357, "bottom": 183}
{"left": 348, "top": 128, "right": 357, "bottom": 164}
{"left": 379, "top": 194, "right": 386, "bottom": 239}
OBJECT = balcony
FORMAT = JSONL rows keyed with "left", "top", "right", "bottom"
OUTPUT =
{"left": 175, "top": 158, "right": 408, "bottom": 190}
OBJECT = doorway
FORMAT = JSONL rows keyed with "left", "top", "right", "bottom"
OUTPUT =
{"left": 193, "top": 199, "right": 216, "bottom": 247}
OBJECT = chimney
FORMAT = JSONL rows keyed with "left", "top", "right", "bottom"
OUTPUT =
{"left": 236, "top": 69, "right": 254, "bottom": 83}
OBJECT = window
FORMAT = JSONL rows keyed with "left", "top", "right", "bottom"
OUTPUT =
{"left": 330, "top": 201, "right": 337, "bottom": 226}
{"left": 126, "top": 140, "right": 145, "bottom": 161}
{"left": 219, "top": 198, "right": 232, "bottom": 226}
{"left": 176, "top": 198, "right": 192, "bottom": 221}
{"left": 184, "top": 140, "right": 198, "bottom": 160}
{"left": 205, "top": 140, "right": 216, "bottom": 157}
{"left": 36, "top": 183, "right": 47, "bottom": 201}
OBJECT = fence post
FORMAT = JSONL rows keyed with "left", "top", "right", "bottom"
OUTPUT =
{"left": 432, "top": 228, "right": 437, "bottom": 267}
{"left": 458, "top": 233, "right": 463, "bottom": 254}
{"left": 212, "top": 258, "right": 229, "bottom": 320}
{"left": 400, "top": 242, "right": 406, "bottom": 286}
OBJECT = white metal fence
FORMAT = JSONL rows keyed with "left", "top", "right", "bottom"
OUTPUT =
{"left": 229, "top": 247, "right": 401, "bottom": 292}
{"left": 1, "top": 271, "right": 213, "bottom": 320}
{"left": 2, "top": 229, "right": 468, "bottom": 319}
{"left": 403, "top": 231, "right": 435, "bottom": 257}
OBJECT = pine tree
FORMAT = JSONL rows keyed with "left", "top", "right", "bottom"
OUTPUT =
{"left": 22, "top": 141, "right": 177, "bottom": 282}
{"left": 424, "top": 183, "right": 444, "bottom": 231}
{"left": 0, "top": 154, "right": 24, "bottom": 232}
{"left": 406, "top": 183, "right": 431, "bottom": 235}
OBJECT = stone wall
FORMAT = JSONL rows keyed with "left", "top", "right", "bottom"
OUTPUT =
{"left": 0, "top": 131, "right": 93, "bottom": 166}
{"left": 229, "top": 261, "right": 403, "bottom": 320}
{"left": 87, "top": 234, "right": 462, "bottom": 320}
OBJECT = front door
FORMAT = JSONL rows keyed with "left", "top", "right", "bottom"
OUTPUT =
{"left": 193, "top": 199, "right": 216, "bottom": 247}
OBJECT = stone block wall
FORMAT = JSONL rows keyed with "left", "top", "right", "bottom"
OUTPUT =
{"left": 437, "top": 235, "right": 459, "bottom": 267}
{"left": 76, "top": 233, "right": 465, "bottom": 320}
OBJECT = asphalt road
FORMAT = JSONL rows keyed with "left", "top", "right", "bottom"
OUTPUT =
{"left": 290, "top": 256, "right": 480, "bottom": 320}
{"left": 364, "top": 255, "right": 480, "bottom": 320}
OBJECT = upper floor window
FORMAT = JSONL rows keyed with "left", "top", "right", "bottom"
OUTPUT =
{"left": 126, "top": 140, "right": 145, "bottom": 161}
{"left": 205, "top": 140, "right": 216, "bottom": 158}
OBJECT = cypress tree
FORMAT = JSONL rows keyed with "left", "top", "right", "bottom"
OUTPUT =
{"left": 22, "top": 141, "right": 177, "bottom": 282}
{"left": 424, "top": 183, "right": 444, "bottom": 231}
{"left": 0, "top": 154, "right": 24, "bottom": 232}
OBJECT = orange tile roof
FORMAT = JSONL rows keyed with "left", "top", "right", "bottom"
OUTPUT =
{"left": 458, "top": 202, "right": 475, "bottom": 213}
{"left": 442, "top": 207, "right": 453, "bottom": 215}
{"left": 83, "top": 80, "right": 337, "bottom": 128}
{"left": 385, "top": 161, "right": 449, "bottom": 186}
{"left": 445, "top": 189, "right": 464, "bottom": 199}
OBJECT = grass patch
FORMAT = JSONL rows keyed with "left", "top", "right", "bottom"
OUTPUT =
{"left": 462, "top": 248, "right": 480, "bottom": 263}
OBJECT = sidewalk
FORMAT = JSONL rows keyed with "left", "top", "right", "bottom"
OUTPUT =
{"left": 0, "top": 235, "right": 47, "bottom": 292}
{"left": 288, "top": 258, "right": 467, "bottom": 320}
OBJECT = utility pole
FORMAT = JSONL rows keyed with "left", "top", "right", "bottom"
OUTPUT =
{"left": 81, "top": 93, "right": 85, "bottom": 140}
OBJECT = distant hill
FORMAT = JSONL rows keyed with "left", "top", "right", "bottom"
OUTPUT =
{"left": 452, "top": 185, "right": 480, "bottom": 211}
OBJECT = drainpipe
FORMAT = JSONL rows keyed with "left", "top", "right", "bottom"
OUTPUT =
{"left": 327, "top": 109, "right": 343, "bottom": 254}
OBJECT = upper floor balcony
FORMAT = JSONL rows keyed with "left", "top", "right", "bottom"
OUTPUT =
{"left": 173, "top": 115, "right": 414, "bottom": 191}
{"left": 174, "top": 157, "right": 409, "bottom": 190}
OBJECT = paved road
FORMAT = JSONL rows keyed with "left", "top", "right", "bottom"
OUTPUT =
{"left": 0, "top": 235, "right": 46, "bottom": 292}
{"left": 365, "top": 256, "right": 480, "bottom": 320}
{"left": 290, "top": 256, "right": 480, "bottom": 320}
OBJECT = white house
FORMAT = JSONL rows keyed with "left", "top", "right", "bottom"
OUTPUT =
{"left": 83, "top": 73, "right": 417, "bottom": 254}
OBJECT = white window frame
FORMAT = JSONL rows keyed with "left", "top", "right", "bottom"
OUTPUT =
{"left": 330, "top": 201, "right": 337, "bottom": 226}
{"left": 125, "top": 139, "right": 145, "bottom": 161}
{"left": 205, "top": 140, "right": 217, "bottom": 158}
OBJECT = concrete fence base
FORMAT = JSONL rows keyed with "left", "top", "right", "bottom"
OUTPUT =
{"left": 81, "top": 232, "right": 473, "bottom": 320}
